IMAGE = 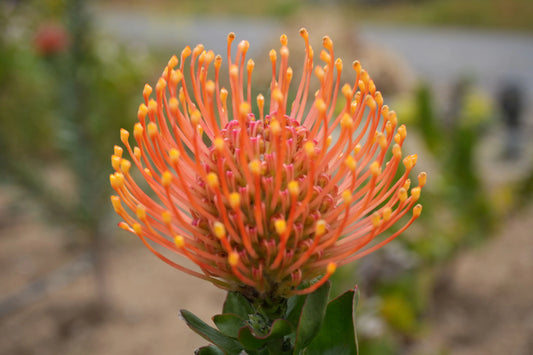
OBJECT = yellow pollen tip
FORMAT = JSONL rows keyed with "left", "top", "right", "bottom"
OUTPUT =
{"left": 418, "top": 172, "right": 427, "bottom": 187}
{"left": 257, "top": 94, "right": 264, "bottom": 108}
{"left": 280, "top": 34, "right": 288, "bottom": 46}
{"left": 162, "top": 211, "right": 172, "bottom": 224}
{"left": 229, "top": 64, "right": 239, "bottom": 78}
{"left": 358, "top": 80, "right": 366, "bottom": 92}
{"left": 398, "top": 124, "right": 407, "bottom": 139}
{"left": 133, "top": 223, "right": 142, "bottom": 235}
{"left": 372, "top": 212, "right": 382, "bottom": 228}
{"left": 134, "top": 147, "right": 141, "bottom": 160}
{"left": 249, "top": 159, "right": 262, "bottom": 175}
{"left": 354, "top": 144, "right": 362, "bottom": 155}
{"left": 197, "top": 124, "right": 203, "bottom": 136}
{"left": 326, "top": 262, "right": 337, "bottom": 275}
{"left": 375, "top": 91, "right": 383, "bottom": 107}
{"left": 272, "top": 88, "right": 283, "bottom": 103}
{"left": 270, "top": 119, "right": 281, "bottom": 135}
{"left": 144, "top": 168, "right": 152, "bottom": 177}
{"left": 269, "top": 49, "right": 277, "bottom": 62}
{"left": 147, "top": 122, "right": 158, "bottom": 138}
{"left": 167, "top": 55, "right": 178, "bottom": 68}
{"left": 239, "top": 102, "right": 251, "bottom": 117}
{"left": 365, "top": 95, "right": 376, "bottom": 110}
{"left": 110, "top": 172, "right": 124, "bottom": 189}
{"left": 206, "top": 80, "right": 215, "bottom": 94}
{"left": 403, "top": 179, "right": 411, "bottom": 190}
{"left": 214, "top": 137, "right": 225, "bottom": 151}
{"left": 156, "top": 78, "right": 166, "bottom": 93}
{"left": 344, "top": 155, "right": 357, "bottom": 171}
{"left": 341, "top": 113, "right": 354, "bottom": 130}
{"left": 229, "top": 192, "right": 241, "bottom": 209}
{"left": 190, "top": 110, "right": 201, "bottom": 126}
{"left": 274, "top": 219, "right": 287, "bottom": 235}
{"left": 314, "top": 66, "right": 325, "bottom": 81}
{"left": 120, "top": 129, "right": 129, "bottom": 144}
{"left": 413, "top": 204, "right": 423, "bottom": 218}
{"left": 286, "top": 67, "right": 293, "bottom": 81}
{"left": 220, "top": 88, "right": 228, "bottom": 102}
{"left": 411, "top": 187, "right": 421, "bottom": 201}
{"left": 352, "top": 60, "right": 362, "bottom": 74}
{"left": 206, "top": 172, "right": 219, "bottom": 189}
{"left": 169, "top": 148, "right": 180, "bottom": 164}
{"left": 304, "top": 141, "right": 315, "bottom": 157}
{"left": 162, "top": 171, "right": 172, "bottom": 187}
{"left": 137, "top": 104, "right": 148, "bottom": 119}
{"left": 299, "top": 27, "right": 309, "bottom": 39}
{"left": 136, "top": 204, "right": 146, "bottom": 220}
{"left": 393, "top": 144, "right": 402, "bottom": 159}
{"left": 143, "top": 84, "right": 152, "bottom": 99}
{"left": 114, "top": 145, "right": 123, "bottom": 158}
{"left": 228, "top": 252, "right": 239, "bottom": 267}
{"left": 111, "top": 155, "right": 121, "bottom": 171}
{"left": 315, "top": 219, "right": 327, "bottom": 236}
{"left": 169, "top": 97, "right": 179, "bottom": 114}
{"left": 326, "top": 135, "right": 332, "bottom": 148}
{"left": 213, "top": 221, "right": 226, "bottom": 239}
{"left": 174, "top": 235, "right": 185, "bottom": 248}
{"left": 320, "top": 50, "right": 331, "bottom": 64}
{"left": 335, "top": 58, "right": 343, "bottom": 72}
{"left": 342, "top": 190, "right": 352, "bottom": 205}
{"left": 120, "top": 159, "right": 131, "bottom": 174}
{"left": 133, "top": 123, "right": 143, "bottom": 139}
{"left": 342, "top": 84, "right": 353, "bottom": 98}
{"left": 403, "top": 155, "right": 416, "bottom": 170}
{"left": 288, "top": 180, "right": 299, "bottom": 196}
{"left": 322, "top": 36, "right": 333, "bottom": 50}
{"left": 110, "top": 195, "right": 122, "bottom": 212}
{"left": 370, "top": 161, "right": 381, "bottom": 176}
{"left": 398, "top": 188, "right": 408, "bottom": 203}
{"left": 382, "top": 207, "right": 392, "bottom": 222}
{"left": 215, "top": 55, "right": 222, "bottom": 69}
{"left": 369, "top": 80, "right": 376, "bottom": 95}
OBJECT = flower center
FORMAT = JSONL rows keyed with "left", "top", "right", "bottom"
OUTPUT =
{"left": 189, "top": 113, "right": 340, "bottom": 294}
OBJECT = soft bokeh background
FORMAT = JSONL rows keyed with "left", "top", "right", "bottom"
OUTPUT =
{"left": 1, "top": 0, "right": 533, "bottom": 354}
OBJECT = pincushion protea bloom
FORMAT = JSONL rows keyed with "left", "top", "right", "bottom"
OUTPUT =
{"left": 110, "top": 28, "right": 425, "bottom": 301}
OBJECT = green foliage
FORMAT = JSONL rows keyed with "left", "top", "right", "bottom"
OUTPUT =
{"left": 0, "top": 0, "right": 148, "bottom": 227}
{"left": 181, "top": 283, "right": 359, "bottom": 354}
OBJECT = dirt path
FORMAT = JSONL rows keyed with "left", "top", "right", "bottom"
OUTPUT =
{"left": 414, "top": 205, "right": 533, "bottom": 355}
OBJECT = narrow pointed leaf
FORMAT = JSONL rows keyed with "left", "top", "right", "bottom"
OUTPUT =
{"left": 213, "top": 313, "right": 246, "bottom": 338}
{"left": 238, "top": 318, "right": 292, "bottom": 350}
{"left": 222, "top": 292, "right": 254, "bottom": 319}
{"left": 293, "top": 281, "right": 331, "bottom": 352}
{"left": 305, "top": 287, "right": 359, "bottom": 354}
{"left": 180, "top": 309, "right": 244, "bottom": 354}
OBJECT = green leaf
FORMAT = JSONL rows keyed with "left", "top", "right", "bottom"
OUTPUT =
{"left": 213, "top": 313, "right": 246, "bottom": 338}
{"left": 293, "top": 281, "right": 331, "bottom": 353}
{"left": 305, "top": 287, "right": 359, "bottom": 355}
{"left": 223, "top": 292, "right": 254, "bottom": 319}
{"left": 238, "top": 318, "right": 292, "bottom": 350}
{"left": 195, "top": 345, "right": 225, "bottom": 355}
{"left": 180, "top": 309, "right": 244, "bottom": 354}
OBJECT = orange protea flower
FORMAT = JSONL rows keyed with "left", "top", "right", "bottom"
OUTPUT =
{"left": 110, "top": 29, "right": 426, "bottom": 300}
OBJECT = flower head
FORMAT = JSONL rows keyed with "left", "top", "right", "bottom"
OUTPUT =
{"left": 110, "top": 29, "right": 425, "bottom": 300}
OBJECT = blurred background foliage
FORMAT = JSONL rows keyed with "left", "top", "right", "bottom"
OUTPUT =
{"left": 1, "top": 0, "right": 532, "bottom": 354}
